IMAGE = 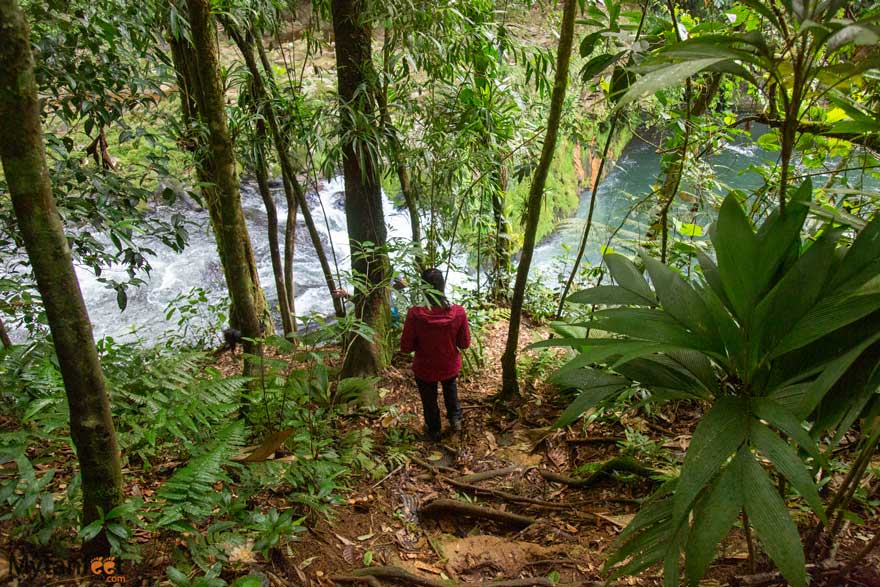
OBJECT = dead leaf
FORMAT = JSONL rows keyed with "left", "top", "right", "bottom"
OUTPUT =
{"left": 414, "top": 561, "right": 443, "bottom": 575}
{"left": 334, "top": 533, "right": 355, "bottom": 547}
{"left": 232, "top": 427, "right": 294, "bottom": 462}
{"left": 594, "top": 513, "right": 635, "bottom": 529}
{"left": 357, "top": 533, "right": 375, "bottom": 541}
{"left": 342, "top": 544, "right": 356, "bottom": 564}
{"left": 298, "top": 556, "right": 318, "bottom": 570}
{"left": 484, "top": 431, "right": 498, "bottom": 451}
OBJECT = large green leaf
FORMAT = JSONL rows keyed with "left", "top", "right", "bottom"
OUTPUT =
{"left": 673, "top": 397, "right": 749, "bottom": 524}
{"left": 712, "top": 194, "right": 759, "bottom": 323}
{"left": 605, "top": 253, "right": 656, "bottom": 303}
{"left": 741, "top": 451, "right": 807, "bottom": 587}
{"left": 830, "top": 216, "right": 880, "bottom": 290}
{"left": 753, "top": 226, "right": 839, "bottom": 362}
{"left": 642, "top": 254, "right": 719, "bottom": 348}
{"left": 751, "top": 398, "right": 821, "bottom": 461}
{"left": 615, "top": 355, "right": 711, "bottom": 399}
{"left": 749, "top": 419, "right": 826, "bottom": 522}
{"left": 685, "top": 456, "right": 743, "bottom": 586}
{"left": 568, "top": 285, "right": 656, "bottom": 306}
{"left": 771, "top": 290, "right": 880, "bottom": 357}
{"left": 793, "top": 331, "right": 880, "bottom": 418}
{"left": 616, "top": 58, "right": 729, "bottom": 107}
{"left": 588, "top": 308, "right": 708, "bottom": 349}
{"left": 554, "top": 368, "right": 630, "bottom": 427}
{"left": 753, "top": 180, "right": 811, "bottom": 291}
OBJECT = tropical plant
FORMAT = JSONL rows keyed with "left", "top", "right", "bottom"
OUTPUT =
{"left": 541, "top": 181, "right": 880, "bottom": 585}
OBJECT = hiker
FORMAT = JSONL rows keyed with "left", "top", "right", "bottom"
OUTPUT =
{"left": 400, "top": 268, "right": 471, "bottom": 441}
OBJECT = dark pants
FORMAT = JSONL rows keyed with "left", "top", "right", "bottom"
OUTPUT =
{"left": 416, "top": 377, "right": 461, "bottom": 436}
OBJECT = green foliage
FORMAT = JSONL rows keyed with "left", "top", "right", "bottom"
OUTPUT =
{"left": 156, "top": 421, "right": 248, "bottom": 528}
{"left": 543, "top": 185, "right": 880, "bottom": 585}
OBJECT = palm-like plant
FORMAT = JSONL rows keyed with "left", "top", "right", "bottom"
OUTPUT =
{"left": 542, "top": 181, "right": 880, "bottom": 586}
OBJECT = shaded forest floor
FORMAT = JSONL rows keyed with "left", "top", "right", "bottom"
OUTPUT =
{"left": 2, "top": 320, "right": 879, "bottom": 587}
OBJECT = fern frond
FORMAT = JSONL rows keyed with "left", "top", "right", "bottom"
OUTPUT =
{"left": 156, "top": 420, "right": 248, "bottom": 525}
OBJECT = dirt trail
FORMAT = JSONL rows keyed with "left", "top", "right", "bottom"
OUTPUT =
{"left": 283, "top": 322, "right": 663, "bottom": 587}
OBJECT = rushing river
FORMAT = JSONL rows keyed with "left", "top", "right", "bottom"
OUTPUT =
{"left": 58, "top": 125, "right": 870, "bottom": 342}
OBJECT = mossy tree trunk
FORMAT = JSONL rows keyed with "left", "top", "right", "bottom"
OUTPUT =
{"left": 0, "top": 0, "right": 123, "bottom": 558}
{"left": 184, "top": 0, "right": 267, "bottom": 357}
{"left": 332, "top": 0, "right": 391, "bottom": 376}
{"left": 500, "top": 0, "right": 577, "bottom": 398}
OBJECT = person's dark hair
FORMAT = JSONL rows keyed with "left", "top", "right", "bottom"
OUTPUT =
{"left": 421, "top": 267, "right": 450, "bottom": 310}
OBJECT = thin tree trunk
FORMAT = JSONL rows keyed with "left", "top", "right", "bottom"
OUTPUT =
{"left": 185, "top": 0, "right": 266, "bottom": 359}
{"left": 500, "top": 0, "right": 577, "bottom": 398}
{"left": 332, "top": 0, "right": 391, "bottom": 377}
{"left": 490, "top": 166, "right": 511, "bottom": 304}
{"left": 281, "top": 171, "right": 298, "bottom": 330}
{"left": 0, "top": 316, "right": 12, "bottom": 348}
{"left": 226, "top": 22, "right": 345, "bottom": 318}
{"left": 254, "top": 42, "right": 297, "bottom": 323}
{"left": 254, "top": 126, "right": 294, "bottom": 335}
{"left": 0, "top": 0, "right": 123, "bottom": 559}
{"left": 379, "top": 32, "right": 422, "bottom": 262}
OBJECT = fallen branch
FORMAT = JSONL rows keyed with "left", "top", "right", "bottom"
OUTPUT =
{"left": 565, "top": 437, "right": 624, "bottom": 446}
{"left": 409, "top": 454, "right": 458, "bottom": 475}
{"left": 332, "top": 566, "right": 607, "bottom": 587}
{"left": 332, "top": 575, "right": 383, "bottom": 587}
{"left": 442, "top": 475, "right": 585, "bottom": 511}
{"left": 540, "top": 456, "right": 657, "bottom": 488}
{"left": 728, "top": 561, "right": 840, "bottom": 587}
{"left": 456, "top": 467, "right": 522, "bottom": 483}
{"left": 420, "top": 498, "right": 537, "bottom": 528}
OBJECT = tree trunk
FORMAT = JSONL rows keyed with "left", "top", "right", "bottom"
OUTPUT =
{"left": 0, "top": 0, "right": 123, "bottom": 559}
{"left": 490, "top": 165, "right": 511, "bottom": 303}
{"left": 254, "top": 127, "right": 294, "bottom": 335}
{"left": 332, "top": 0, "right": 391, "bottom": 376}
{"left": 500, "top": 0, "right": 577, "bottom": 398}
{"left": 253, "top": 43, "right": 297, "bottom": 324}
{"left": 227, "top": 22, "right": 346, "bottom": 318}
{"left": 0, "top": 315, "right": 12, "bottom": 348}
{"left": 185, "top": 0, "right": 267, "bottom": 358}
{"left": 377, "top": 32, "right": 422, "bottom": 263}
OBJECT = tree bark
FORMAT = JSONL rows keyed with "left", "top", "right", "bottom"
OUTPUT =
{"left": 0, "top": 315, "right": 12, "bottom": 348}
{"left": 185, "top": 0, "right": 267, "bottom": 357}
{"left": 254, "top": 127, "right": 294, "bottom": 335}
{"left": 255, "top": 42, "right": 299, "bottom": 325}
{"left": 227, "top": 22, "right": 346, "bottom": 318}
{"left": 332, "top": 0, "right": 391, "bottom": 376}
{"left": 377, "top": 31, "right": 422, "bottom": 263}
{"left": 0, "top": 0, "right": 123, "bottom": 559}
{"left": 500, "top": 0, "right": 577, "bottom": 398}
{"left": 490, "top": 165, "right": 511, "bottom": 303}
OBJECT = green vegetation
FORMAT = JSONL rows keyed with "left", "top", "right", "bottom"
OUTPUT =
{"left": 1, "top": 0, "right": 880, "bottom": 584}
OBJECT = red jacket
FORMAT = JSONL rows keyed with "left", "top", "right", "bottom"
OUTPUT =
{"left": 400, "top": 304, "right": 471, "bottom": 382}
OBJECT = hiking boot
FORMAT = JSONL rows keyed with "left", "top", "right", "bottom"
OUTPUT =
{"left": 424, "top": 427, "right": 442, "bottom": 442}
{"left": 450, "top": 418, "right": 462, "bottom": 433}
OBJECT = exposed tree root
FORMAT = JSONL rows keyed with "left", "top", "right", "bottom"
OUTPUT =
{"left": 564, "top": 436, "right": 624, "bottom": 446}
{"left": 728, "top": 561, "right": 840, "bottom": 586}
{"left": 419, "top": 498, "right": 537, "bottom": 528}
{"left": 456, "top": 466, "right": 523, "bottom": 483}
{"left": 540, "top": 456, "right": 657, "bottom": 488}
{"left": 331, "top": 566, "right": 608, "bottom": 587}
{"left": 443, "top": 475, "right": 587, "bottom": 512}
